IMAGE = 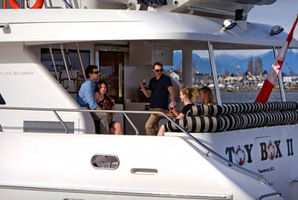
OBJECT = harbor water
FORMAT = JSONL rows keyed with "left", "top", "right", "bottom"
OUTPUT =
{"left": 220, "top": 91, "right": 298, "bottom": 103}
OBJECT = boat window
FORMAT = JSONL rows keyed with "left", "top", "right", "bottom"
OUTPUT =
{"left": 41, "top": 48, "right": 90, "bottom": 73}
{"left": 40, "top": 48, "right": 91, "bottom": 97}
{"left": 23, "top": 121, "right": 74, "bottom": 133}
{"left": 0, "top": 93, "right": 6, "bottom": 105}
{"left": 91, "top": 155, "right": 119, "bottom": 170}
{"left": 212, "top": 49, "right": 287, "bottom": 103}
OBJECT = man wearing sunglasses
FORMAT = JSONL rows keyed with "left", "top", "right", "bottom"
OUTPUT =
{"left": 140, "top": 62, "right": 175, "bottom": 136}
{"left": 77, "top": 65, "right": 101, "bottom": 110}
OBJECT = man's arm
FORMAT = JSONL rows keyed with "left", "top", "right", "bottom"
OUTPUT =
{"left": 140, "top": 82, "right": 152, "bottom": 98}
{"left": 167, "top": 86, "right": 175, "bottom": 103}
{"left": 85, "top": 85, "right": 99, "bottom": 110}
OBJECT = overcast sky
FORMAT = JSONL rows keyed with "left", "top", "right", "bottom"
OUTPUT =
{"left": 248, "top": 0, "right": 298, "bottom": 39}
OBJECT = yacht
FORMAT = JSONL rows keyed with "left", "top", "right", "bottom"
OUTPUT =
{"left": 1, "top": 0, "right": 298, "bottom": 199}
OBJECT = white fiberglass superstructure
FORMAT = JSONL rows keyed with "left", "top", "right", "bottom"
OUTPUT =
{"left": 1, "top": 0, "right": 298, "bottom": 200}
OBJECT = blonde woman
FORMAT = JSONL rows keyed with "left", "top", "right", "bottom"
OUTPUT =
{"left": 157, "top": 86, "right": 197, "bottom": 136}
{"left": 199, "top": 86, "right": 213, "bottom": 105}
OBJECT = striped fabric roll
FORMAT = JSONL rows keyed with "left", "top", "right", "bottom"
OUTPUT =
{"left": 165, "top": 110, "right": 298, "bottom": 133}
{"left": 187, "top": 102, "right": 298, "bottom": 117}
{"left": 164, "top": 118, "right": 186, "bottom": 132}
{"left": 186, "top": 105, "right": 222, "bottom": 116}
{"left": 281, "top": 111, "right": 298, "bottom": 125}
{"left": 164, "top": 116, "right": 219, "bottom": 133}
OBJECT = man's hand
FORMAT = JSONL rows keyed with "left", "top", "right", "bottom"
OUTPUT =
{"left": 169, "top": 100, "right": 176, "bottom": 110}
{"left": 140, "top": 82, "right": 145, "bottom": 89}
{"left": 95, "top": 106, "right": 102, "bottom": 110}
{"left": 140, "top": 81, "right": 151, "bottom": 98}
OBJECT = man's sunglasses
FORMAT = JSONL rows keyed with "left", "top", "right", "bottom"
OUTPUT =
{"left": 92, "top": 71, "right": 99, "bottom": 74}
{"left": 155, "top": 69, "right": 163, "bottom": 72}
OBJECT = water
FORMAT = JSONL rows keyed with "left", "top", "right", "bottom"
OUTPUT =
{"left": 220, "top": 91, "right": 298, "bottom": 103}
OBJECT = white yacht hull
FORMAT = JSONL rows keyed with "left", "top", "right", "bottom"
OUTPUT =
{"left": 168, "top": 124, "right": 298, "bottom": 200}
{"left": 1, "top": 3, "right": 298, "bottom": 200}
{"left": 0, "top": 132, "right": 282, "bottom": 200}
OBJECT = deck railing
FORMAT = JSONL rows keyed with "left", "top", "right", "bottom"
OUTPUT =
{"left": 0, "top": 106, "right": 266, "bottom": 184}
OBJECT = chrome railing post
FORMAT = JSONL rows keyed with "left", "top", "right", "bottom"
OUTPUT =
{"left": 76, "top": 42, "right": 87, "bottom": 81}
{"left": 53, "top": 110, "right": 69, "bottom": 133}
{"left": 123, "top": 113, "right": 139, "bottom": 135}
{"left": 60, "top": 43, "right": 73, "bottom": 89}
{"left": 208, "top": 41, "right": 222, "bottom": 105}
{"left": 49, "top": 45, "right": 59, "bottom": 80}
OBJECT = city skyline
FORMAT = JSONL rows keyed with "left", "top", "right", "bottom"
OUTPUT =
{"left": 172, "top": 50, "right": 298, "bottom": 75}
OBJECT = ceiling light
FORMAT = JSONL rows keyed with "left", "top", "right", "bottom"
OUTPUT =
{"left": 222, "top": 19, "right": 237, "bottom": 31}
{"left": 270, "top": 25, "right": 284, "bottom": 36}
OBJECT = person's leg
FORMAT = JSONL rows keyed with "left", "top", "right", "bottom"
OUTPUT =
{"left": 90, "top": 112, "right": 101, "bottom": 134}
{"left": 112, "top": 122, "right": 123, "bottom": 135}
{"left": 145, "top": 108, "right": 164, "bottom": 135}
{"left": 157, "top": 124, "right": 165, "bottom": 136}
{"left": 145, "top": 114, "right": 156, "bottom": 135}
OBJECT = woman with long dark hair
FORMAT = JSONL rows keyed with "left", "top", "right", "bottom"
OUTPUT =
{"left": 94, "top": 80, "right": 123, "bottom": 135}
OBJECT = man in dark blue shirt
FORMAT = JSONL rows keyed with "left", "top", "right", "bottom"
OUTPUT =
{"left": 140, "top": 62, "right": 175, "bottom": 135}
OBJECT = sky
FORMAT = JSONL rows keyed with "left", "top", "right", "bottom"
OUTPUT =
{"left": 248, "top": 0, "right": 298, "bottom": 39}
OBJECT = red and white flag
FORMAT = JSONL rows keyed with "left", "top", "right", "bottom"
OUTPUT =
{"left": 255, "top": 15, "right": 298, "bottom": 103}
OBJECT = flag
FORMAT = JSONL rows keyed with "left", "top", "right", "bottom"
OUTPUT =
{"left": 255, "top": 15, "right": 298, "bottom": 103}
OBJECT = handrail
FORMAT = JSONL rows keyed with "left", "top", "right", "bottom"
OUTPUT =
{"left": 0, "top": 106, "right": 265, "bottom": 184}
{"left": 163, "top": 114, "right": 266, "bottom": 184}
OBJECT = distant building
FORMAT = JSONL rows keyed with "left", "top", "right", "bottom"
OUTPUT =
{"left": 283, "top": 75, "right": 298, "bottom": 87}
{"left": 193, "top": 72, "right": 213, "bottom": 87}
{"left": 169, "top": 71, "right": 180, "bottom": 82}
{"left": 254, "top": 57, "right": 263, "bottom": 75}
{"left": 247, "top": 57, "right": 253, "bottom": 74}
